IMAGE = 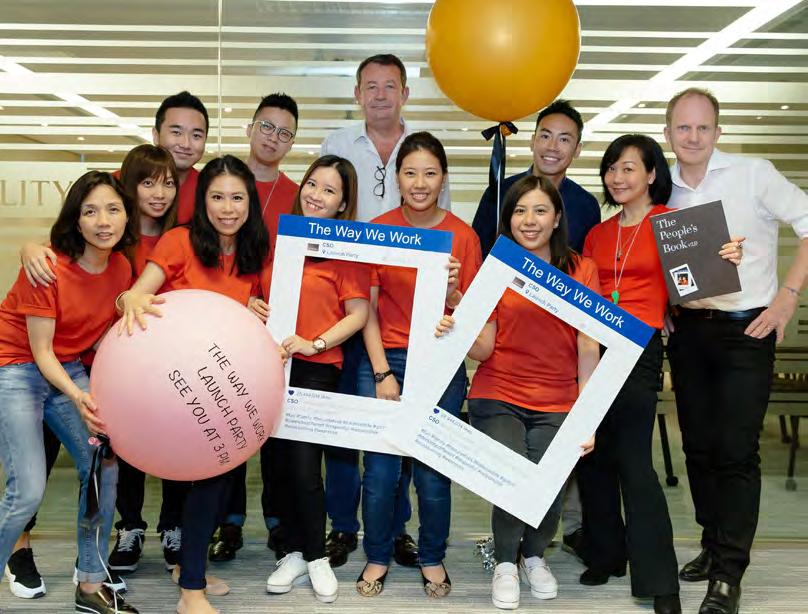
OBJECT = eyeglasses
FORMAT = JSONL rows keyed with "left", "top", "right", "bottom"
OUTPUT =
{"left": 374, "top": 165, "right": 386, "bottom": 199}
{"left": 251, "top": 120, "right": 295, "bottom": 143}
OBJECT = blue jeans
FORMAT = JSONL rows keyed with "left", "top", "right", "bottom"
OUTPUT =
{"left": 325, "top": 333, "right": 410, "bottom": 536}
{"left": 359, "top": 348, "right": 467, "bottom": 566}
{"left": 0, "top": 360, "right": 117, "bottom": 583}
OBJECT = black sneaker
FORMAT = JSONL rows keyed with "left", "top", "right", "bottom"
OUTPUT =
{"left": 208, "top": 524, "right": 243, "bottom": 562}
{"left": 75, "top": 585, "right": 139, "bottom": 613}
{"left": 73, "top": 565, "right": 127, "bottom": 594}
{"left": 108, "top": 528, "right": 145, "bottom": 572}
{"left": 160, "top": 526, "right": 182, "bottom": 571}
{"left": 4, "top": 548, "right": 45, "bottom": 599}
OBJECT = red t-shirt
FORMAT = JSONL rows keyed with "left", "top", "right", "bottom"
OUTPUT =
{"left": 583, "top": 204, "right": 670, "bottom": 329}
{"left": 468, "top": 255, "right": 601, "bottom": 413}
{"left": 174, "top": 168, "right": 201, "bottom": 226}
{"left": 261, "top": 259, "right": 371, "bottom": 368}
{"left": 148, "top": 227, "right": 260, "bottom": 305}
{"left": 133, "top": 234, "right": 161, "bottom": 278}
{"left": 370, "top": 208, "right": 482, "bottom": 349}
{"left": 0, "top": 252, "right": 132, "bottom": 367}
{"left": 257, "top": 172, "right": 298, "bottom": 252}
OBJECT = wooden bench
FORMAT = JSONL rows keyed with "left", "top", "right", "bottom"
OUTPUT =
{"left": 769, "top": 346, "right": 808, "bottom": 490}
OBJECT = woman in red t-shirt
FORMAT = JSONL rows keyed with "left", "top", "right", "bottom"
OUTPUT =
{"left": 579, "top": 135, "right": 742, "bottom": 614}
{"left": 14, "top": 144, "right": 182, "bottom": 583}
{"left": 120, "top": 155, "right": 269, "bottom": 614}
{"left": 111, "top": 145, "right": 187, "bottom": 575}
{"left": 356, "top": 132, "right": 482, "bottom": 600}
{"left": 254, "top": 155, "right": 369, "bottom": 603}
{"left": 579, "top": 135, "right": 681, "bottom": 613}
{"left": 439, "top": 174, "right": 599, "bottom": 610}
{"left": 22, "top": 144, "right": 179, "bottom": 284}
{"left": 0, "top": 171, "right": 140, "bottom": 613}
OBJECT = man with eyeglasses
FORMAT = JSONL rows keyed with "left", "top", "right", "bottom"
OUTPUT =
{"left": 245, "top": 93, "right": 300, "bottom": 248}
{"left": 318, "top": 54, "right": 449, "bottom": 570}
{"left": 206, "top": 94, "right": 300, "bottom": 566}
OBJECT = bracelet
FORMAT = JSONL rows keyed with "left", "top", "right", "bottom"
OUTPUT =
{"left": 783, "top": 285, "right": 800, "bottom": 298}
{"left": 114, "top": 291, "right": 129, "bottom": 314}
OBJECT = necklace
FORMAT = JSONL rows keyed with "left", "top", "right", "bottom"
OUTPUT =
{"left": 261, "top": 174, "right": 280, "bottom": 217}
{"left": 611, "top": 210, "right": 646, "bottom": 305}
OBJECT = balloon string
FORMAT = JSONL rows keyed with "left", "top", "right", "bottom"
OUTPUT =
{"left": 482, "top": 122, "right": 519, "bottom": 241}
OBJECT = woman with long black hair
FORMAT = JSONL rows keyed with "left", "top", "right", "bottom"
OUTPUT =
{"left": 120, "top": 155, "right": 269, "bottom": 614}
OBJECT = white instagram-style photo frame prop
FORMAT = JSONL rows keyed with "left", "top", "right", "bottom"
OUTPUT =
{"left": 386, "top": 236, "right": 654, "bottom": 527}
{"left": 267, "top": 214, "right": 453, "bottom": 454}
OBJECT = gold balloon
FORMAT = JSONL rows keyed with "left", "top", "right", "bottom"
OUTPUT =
{"left": 425, "top": 0, "right": 581, "bottom": 122}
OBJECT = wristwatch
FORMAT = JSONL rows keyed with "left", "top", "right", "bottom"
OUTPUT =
{"left": 312, "top": 337, "right": 327, "bottom": 354}
{"left": 374, "top": 369, "right": 393, "bottom": 383}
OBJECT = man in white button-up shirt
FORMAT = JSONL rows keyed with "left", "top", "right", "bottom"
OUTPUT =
{"left": 663, "top": 87, "right": 808, "bottom": 614}
{"left": 321, "top": 54, "right": 451, "bottom": 222}
{"left": 319, "top": 54, "right": 439, "bottom": 571}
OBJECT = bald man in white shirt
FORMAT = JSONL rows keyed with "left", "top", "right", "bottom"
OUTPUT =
{"left": 664, "top": 87, "right": 808, "bottom": 614}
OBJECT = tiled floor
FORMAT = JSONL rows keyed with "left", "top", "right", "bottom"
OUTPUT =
{"left": 2, "top": 413, "right": 806, "bottom": 613}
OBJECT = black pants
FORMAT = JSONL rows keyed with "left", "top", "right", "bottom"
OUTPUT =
{"left": 114, "top": 462, "right": 190, "bottom": 532}
{"left": 668, "top": 312, "right": 774, "bottom": 585}
{"left": 278, "top": 359, "right": 342, "bottom": 561}
{"left": 468, "top": 398, "right": 566, "bottom": 564}
{"left": 114, "top": 459, "right": 146, "bottom": 530}
{"left": 578, "top": 332, "right": 679, "bottom": 598}
{"left": 217, "top": 435, "right": 289, "bottom": 531}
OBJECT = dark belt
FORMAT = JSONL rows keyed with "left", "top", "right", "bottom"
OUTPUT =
{"left": 675, "top": 307, "right": 765, "bottom": 321}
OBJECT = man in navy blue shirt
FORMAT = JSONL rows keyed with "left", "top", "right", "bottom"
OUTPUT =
{"left": 473, "top": 99, "right": 601, "bottom": 257}
{"left": 472, "top": 100, "right": 599, "bottom": 557}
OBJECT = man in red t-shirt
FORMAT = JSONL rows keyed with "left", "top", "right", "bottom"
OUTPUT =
{"left": 245, "top": 94, "right": 299, "bottom": 249}
{"left": 151, "top": 91, "right": 209, "bottom": 225}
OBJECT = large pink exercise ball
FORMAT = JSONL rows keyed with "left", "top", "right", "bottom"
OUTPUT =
{"left": 425, "top": 0, "right": 581, "bottom": 122}
{"left": 91, "top": 289, "right": 284, "bottom": 481}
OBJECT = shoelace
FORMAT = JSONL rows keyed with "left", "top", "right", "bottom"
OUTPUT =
{"left": 116, "top": 529, "right": 143, "bottom": 553}
{"left": 276, "top": 553, "right": 300, "bottom": 568}
{"left": 162, "top": 529, "right": 181, "bottom": 550}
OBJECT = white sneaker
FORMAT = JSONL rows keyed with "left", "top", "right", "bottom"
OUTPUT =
{"left": 307, "top": 557, "right": 338, "bottom": 603}
{"left": 266, "top": 551, "right": 309, "bottom": 594}
{"left": 492, "top": 562, "right": 520, "bottom": 610}
{"left": 519, "top": 556, "right": 557, "bottom": 599}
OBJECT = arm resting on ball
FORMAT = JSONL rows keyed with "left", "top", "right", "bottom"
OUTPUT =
{"left": 27, "top": 315, "right": 105, "bottom": 434}
{"left": 118, "top": 262, "right": 167, "bottom": 335}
